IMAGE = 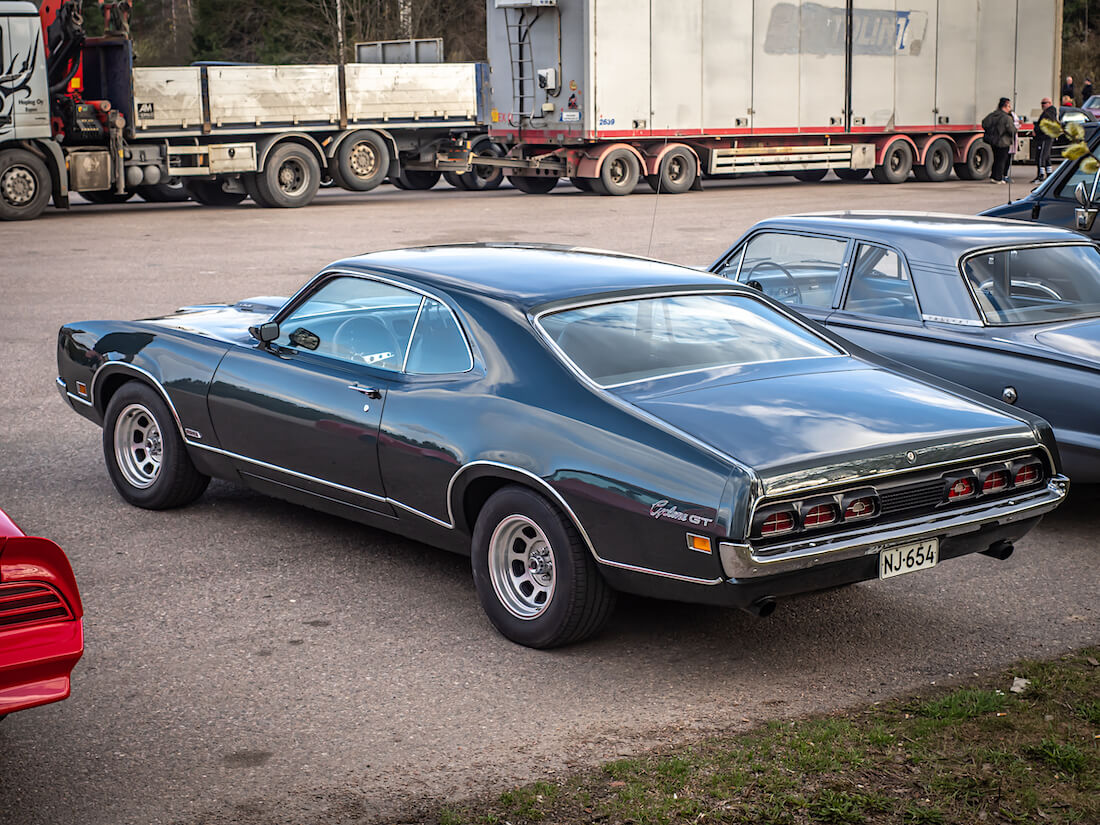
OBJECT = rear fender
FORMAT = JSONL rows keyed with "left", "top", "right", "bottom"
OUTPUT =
{"left": 0, "top": 535, "right": 83, "bottom": 618}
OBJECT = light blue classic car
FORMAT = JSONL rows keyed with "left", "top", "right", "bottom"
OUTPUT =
{"left": 711, "top": 213, "right": 1100, "bottom": 481}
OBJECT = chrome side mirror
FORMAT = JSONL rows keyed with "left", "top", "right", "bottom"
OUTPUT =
{"left": 1075, "top": 180, "right": 1090, "bottom": 207}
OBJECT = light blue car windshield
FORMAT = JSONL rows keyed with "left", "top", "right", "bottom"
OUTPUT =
{"left": 539, "top": 293, "right": 840, "bottom": 387}
{"left": 962, "top": 244, "right": 1100, "bottom": 325}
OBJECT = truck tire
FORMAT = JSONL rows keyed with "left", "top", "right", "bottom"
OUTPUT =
{"left": 396, "top": 169, "right": 441, "bottom": 190}
{"left": 593, "top": 147, "right": 640, "bottom": 195}
{"left": 185, "top": 179, "right": 247, "bottom": 206}
{"left": 460, "top": 139, "right": 505, "bottom": 190}
{"left": 334, "top": 131, "right": 390, "bottom": 192}
{"left": 793, "top": 169, "right": 828, "bottom": 182}
{"left": 254, "top": 144, "right": 321, "bottom": 208}
{"left": 136, "top": 177, "right": 190, "bottom": 203}
{"left": 80, "top": 189, "right": 136, "bottom": 204}
{"left": 508, "top": 174, "right": 559, "bottom": 193}
{"left": 913, "top": 138, "right": 954, "bottom": 182}
{"left": 871, "top": 140, "right": 913, "bottom": 183}
{"left": 835, "top": 168, "right": 869, "bottom": 181}
{"left": 570, "top": 176, "right": 593, "bottom": 192}
{"left": 0, "top": 149, "right": 51, "bottom": 221}
{"left": 955, "top": 140, "right": 993, "bottom": 181}
{"left": 645, "top": 145, "right": 697, "bottom": 193}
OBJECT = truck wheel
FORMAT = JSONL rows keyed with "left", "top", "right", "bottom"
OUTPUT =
{"left": 185, "top": 179, "right": 247, "bottom": 206}
{"left": 593, "top": 148, "right": 640, "bottom": 195}
{"left": 645, "top": 145, "right": 697, "bottom": 193}
{"left": 835, "top": 168, "right": 869, "bottom": 181}
{"left": 0, "top": 149, "right": 51, "bottom": 221}
{"left": 471, "top": 486, "right": 616, "bottom": 648}
{"left": 103, "top": 382, "right": 210, "bottom": 510}
{"left": 335, "top": 131, "right": 390, "bottom": 192}
{"left": 871, "top": 140, "right": 913, "bottom": 183}
{"left": 955, "top": 140, "right": 993, "bottom": 181}
{"left": 255, "top": 144, "right": 321, "bottom": 207}
{"left": 793, "top": 169, "right": 829, "bottom": 182}
{"left": 508, "top": 174, "right": 559, "bottom": 193}
{"left": 460, "top": 139, "right": 506, "bottom": 190}
{"left": 80, "top": 189, "right": 135, "bottom": 204}
{"left": 914, "top": 139, "right": 954, "bottom": 182}
{"left": 570, "top": 176, "right": 593, "bottom": 192}
{"left": 396, "top": 169, "right": 441, "bottom": 190}
{"left": 136, "top": 177, "right": 190, "bottom": 203}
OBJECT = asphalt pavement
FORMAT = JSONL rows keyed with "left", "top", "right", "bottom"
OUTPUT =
{"left": 0, "top": 174, "right": 1096, "bottom": 825}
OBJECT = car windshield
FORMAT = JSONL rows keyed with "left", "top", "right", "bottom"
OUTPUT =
{"left": 962, "top": 244, "right": 1100, "bottom": 324}
{"left": 1084, "top": 95, "right": 1100, "bottom": 109}
{"left": 539, "top": 292, "right": 841, "bottom": 386}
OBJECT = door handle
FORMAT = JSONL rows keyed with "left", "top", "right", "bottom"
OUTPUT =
{"left": 348, "top": 384, "right": 382, "bottom": 399}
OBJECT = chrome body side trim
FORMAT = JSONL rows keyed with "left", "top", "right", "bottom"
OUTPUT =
{"left": 719, "top": 475, "right": 1068, "bottom": 579}
{"left": 401, "top": 297, "right": 427, "bottom": 372}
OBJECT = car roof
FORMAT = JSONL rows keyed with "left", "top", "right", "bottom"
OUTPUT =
{"left": 747, "top": 211, "right": 1092, "bottom": 260}
{"left": 325, "top": 243, "right": 732, "bottom": 311}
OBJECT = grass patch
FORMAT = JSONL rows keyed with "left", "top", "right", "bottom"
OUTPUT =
{"left": 423, "top": 648, "right": 1099, "bottom": 824}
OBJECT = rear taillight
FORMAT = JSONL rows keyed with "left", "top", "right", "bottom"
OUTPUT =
{"left": 981, "top": 469, "right": 1009, "bottom": 495}
{"left": 1013, "top": 461, "right": 1041, "bottom": 487}
{"left": 802, "top": 501, "right": 838, "bottom": 528}
{"left": 761, "top": 510, "right": 796, "bottom": 536}
{"left": 0, "top": 582, "right": 73, "bottom": 629}
{"left": 945, "top": 475, "right": 977, "bottom": 501}
{"left": 842, "top": 493, "right": 878, "bottom": 521}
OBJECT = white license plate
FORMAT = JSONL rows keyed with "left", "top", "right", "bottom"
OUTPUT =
{"left": 879, "top": 538, "right": 939, "bottom": 580}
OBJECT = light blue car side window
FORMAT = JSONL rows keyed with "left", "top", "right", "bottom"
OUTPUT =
{"left": 405, "top": 298, "right": 473, "bottom": 375}
{"left": 844, "top": 245, "right": 921, "bottom": 322}
{"left": 737, "top": 232, "right": 848, "bottom": 308}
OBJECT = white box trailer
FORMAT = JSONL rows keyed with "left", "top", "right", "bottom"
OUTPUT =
{"left": 481, "top": 0, "right": 1061, "bottom": 194}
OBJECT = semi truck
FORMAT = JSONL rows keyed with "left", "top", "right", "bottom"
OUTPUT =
{"left": 0, "top": 0, "right": 495, "bottom": 220}
{"left": 480, "top": 0, "right": 1062, "bottom": 194}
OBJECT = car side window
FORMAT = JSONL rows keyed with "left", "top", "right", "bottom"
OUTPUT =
{"left": 1057, "top": 160, "right": 1100, "bottom": 201}
{"left": 736, "top": 232, "right": 848, "bottom": 308}
{"left": 405, "top": 298, "right": 473, "bottom": 374}
{"left": 275, "top": 276, "right": 421, "bottom": 371}
{"left": 843, "top": 245, "right": 921, "bottom": 322}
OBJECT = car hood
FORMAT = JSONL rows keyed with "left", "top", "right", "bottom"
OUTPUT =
{"left": 614, "top": 358, "right": 1039, "bottom": 496}
{"left": 142, "top": 297, "right": 287, "bottom": 346}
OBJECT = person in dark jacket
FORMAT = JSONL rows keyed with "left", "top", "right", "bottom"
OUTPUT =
{"left": 1083, "top": 78, "right": 1094, "bottom": 104}
{"left": 982, "top": 98, "right": 1016, "bottom": 183}
{"left": 1062, "top": 75, "right": 1076, "bottom": 105}
{"left": 1033, "top": 96, "right": 1058, "bottom": 182}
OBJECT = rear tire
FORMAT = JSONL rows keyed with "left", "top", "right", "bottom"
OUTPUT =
{"left": 185, "top": 179, "right": 247, "bottom": 206}
{"left": 334, "top": 131, "right": 389, "bottom": 192}
{"left": 460, "top": 138, "right": 505, "bottom": 190}
{"left": 396, "top": 169, "right": 441, "bottom": 190}
{"left": 570, "top": 176, "right": 593, "bottom": 192}
{"left": 471, "top": 486, "right": 616, "bottom": 648}
{"left": 645, "top": 145, "right": 697, "bottom": 193}
{"left": 254, "top": 143, "right": 321, "bottom": 207}
{"left": 793, "top": 168, "right": 829, "bottom": 182}
{"left": 80, "top": 189, "right": 135, "bottom": 204}
{"left": 955, "top": 140, "right": 993, "bottom": 181}
{"left": 136, "top": 177, "right": 190, "bottom": 202}
{"left": 835, "top": 168, "right": 869, "bottom": 181}
{"left": 102, "top": 382, "right": 209, "bottom": 510}
{"left": 508, "top": 174, "right": 559, "bottom": 193}
{"left": 595, "top": 147, "right": 640, "bottom": 196}
{"left": 871, "top": 140, "right": 913, "bottom": 183}
{"left": 0, "top": 149, "right": 52, "bottom": 221}
{"left": 913, "top": 138, "right": 954, "bottom": 182}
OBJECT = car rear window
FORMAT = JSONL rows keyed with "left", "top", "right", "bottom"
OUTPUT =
{"left": 539, "top": 293, "right": 841, "bottom": 387}
{"left": 962, "top": 244, "right": 1100, "bottom": 324}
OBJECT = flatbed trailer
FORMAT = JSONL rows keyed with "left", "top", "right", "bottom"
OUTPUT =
{"left": 478, "top": 0, "right": 1062, "bottom": 194}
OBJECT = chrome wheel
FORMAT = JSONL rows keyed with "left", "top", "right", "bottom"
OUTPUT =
{"left": 1, "top": 165, "right": 37, "bottom": 207}
{"left": 488, "top": 514, "right": 556, "bottom": 619}
{"left": 113, "top": 403, "right": 163, "bottom": 488}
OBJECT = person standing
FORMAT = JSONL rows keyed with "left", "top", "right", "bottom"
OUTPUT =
{"left": 982, "top": 97, "right": 1016, "bottom": 184}
{"left": 1084, "top": 78, "right": 1094, "bottom": 104}
{"left": 1062, "top": 75, "right": 1076, "bottom": 105}
{"left": 1034, "top": 96, "right": 1058, "bottom": 182}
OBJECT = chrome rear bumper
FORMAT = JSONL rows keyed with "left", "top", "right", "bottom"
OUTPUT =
{"left": 718, "top": 475, "right": 1069, "bottom": 580}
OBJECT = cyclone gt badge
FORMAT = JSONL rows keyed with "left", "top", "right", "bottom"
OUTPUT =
{"left": 650, "top": 499, "right": 715, "bottom": 528}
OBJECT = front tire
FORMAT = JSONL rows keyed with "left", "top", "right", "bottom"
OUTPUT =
{"left": 103, "top": 382, "right": 209, "bottom": 509}
{"left": 0, "top": 148, "right": 52, "bottom": 221}
{"left": 471, "top": 486, "right": 615, "bottom": 648}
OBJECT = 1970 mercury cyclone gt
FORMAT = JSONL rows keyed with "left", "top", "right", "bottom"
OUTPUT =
{"left": 57, "top": 245, "right": 1068, "bottom": 647}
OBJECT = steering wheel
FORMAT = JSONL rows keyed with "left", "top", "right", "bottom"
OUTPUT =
{"left": 746, "top": 260, "right": 803, "bottom": 305}
{"left": 333, "top": 316, "right": 399, "bottom": 366}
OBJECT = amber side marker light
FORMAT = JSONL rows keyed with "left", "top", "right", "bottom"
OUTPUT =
{"left": 687, "top": 533, "right": 712, "bottom": 554}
